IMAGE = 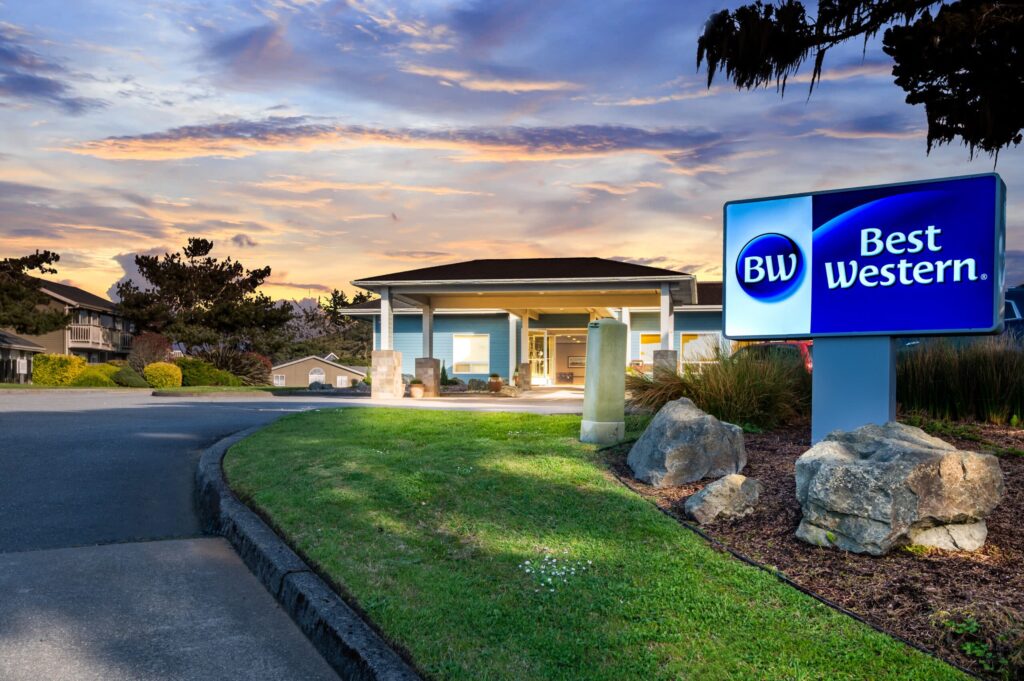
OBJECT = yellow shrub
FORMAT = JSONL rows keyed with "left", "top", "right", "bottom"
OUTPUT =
{"left": 33, "top": 354, "right": 86, "bottom": 386}
{"left": 144, "top": 361, "right": 183, "bottom": 389}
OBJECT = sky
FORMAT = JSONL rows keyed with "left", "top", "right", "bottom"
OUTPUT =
{"left": 1, "top": 0, "right": 1021, "bottom": 303}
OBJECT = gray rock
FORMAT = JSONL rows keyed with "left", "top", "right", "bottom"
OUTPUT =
{"left": 795, "top": 422, "right": 1004, "bottom": 555}
{"left": 685, "top": 474, "right": 761, "bottom": 524}
{"left": 627, "top": 398, "right": 746, "bottom": 487}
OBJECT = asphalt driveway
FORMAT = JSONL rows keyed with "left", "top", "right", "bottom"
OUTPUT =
{"left": 0, "top": 389, "right": 582, "bottom": 680}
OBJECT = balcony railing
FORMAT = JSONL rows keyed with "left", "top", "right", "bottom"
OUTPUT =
{"left": 68, "top": 324, "right": 133, "bottom": 352}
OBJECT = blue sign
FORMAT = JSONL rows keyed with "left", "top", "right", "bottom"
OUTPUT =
{"left": 724, "top": 174, "right": 1006, "bottom": 339}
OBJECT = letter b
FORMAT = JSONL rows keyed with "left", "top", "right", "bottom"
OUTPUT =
{"left": 743, "top": 256, "right": 765, "bottom": 283}
{"left": 861, "top": 228, "right": 883, "bottom": 256}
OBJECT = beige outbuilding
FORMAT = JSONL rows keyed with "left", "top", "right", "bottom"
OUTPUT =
{"left": 270, "top": 356, "right": 366, "bottom": 388}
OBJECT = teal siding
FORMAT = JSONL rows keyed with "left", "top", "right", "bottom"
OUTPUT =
{"left": 375, "top": 314, "right": 513, "bottom": 380}
{"left": 676, "top": 311, "right": 723, "bottom": 333}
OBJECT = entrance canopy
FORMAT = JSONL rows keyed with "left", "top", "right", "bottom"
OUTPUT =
{"left": 351, "top": 258, "right": 697, "bottom": 361}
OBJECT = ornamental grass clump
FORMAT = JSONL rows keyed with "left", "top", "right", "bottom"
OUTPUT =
{"left": 626, "top": 349, "right": 809, "bottom": 430}
{"left": 898, "top": 336, "right": 1024, "bottom": 424}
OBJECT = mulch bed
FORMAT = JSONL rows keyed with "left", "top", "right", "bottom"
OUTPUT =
{"left": 606, "top": 419, "right": 1024, "bottom": 678}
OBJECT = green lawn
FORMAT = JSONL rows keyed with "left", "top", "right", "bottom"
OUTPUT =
{"left": 225, "top": 408, "right": 964, "bottom": 681}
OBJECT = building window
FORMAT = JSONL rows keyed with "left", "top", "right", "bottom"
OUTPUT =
{"left": 273, "top": 374, "right": 285, "bottom": 387}
{"left": 638, "top": 333, "right": 661, "bottom": 365}
{"left": 453, "top": 334, "right": 489, "bottom": 374}
{"left": 308, "top": 367, "right": 326, "bottom": 385}
{"left": 680, "top": 333, "right": 724, "bottom": 364}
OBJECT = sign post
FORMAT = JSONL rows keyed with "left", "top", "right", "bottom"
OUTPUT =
{"left": 723, "top": 174, "right": 1006, "bottom": 442}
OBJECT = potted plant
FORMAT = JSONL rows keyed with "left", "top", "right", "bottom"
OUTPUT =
{"left": 488, "top": 373, "right": 503, "bottom": 392}
{"left": 409, "top": 378, "right": 425, "bottom": 398}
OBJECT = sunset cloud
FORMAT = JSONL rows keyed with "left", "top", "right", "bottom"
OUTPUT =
{"left": 253, "top": 175, "right": 490, "bottom": 196}
{"left": 66, "top": 117, "right": 726, "bottom": 172}
{"left": 400, "top": 63, "right": 580, "bottom": 93}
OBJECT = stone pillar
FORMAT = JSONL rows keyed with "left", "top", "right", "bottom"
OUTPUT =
{"left": 415, "top": 357, "right": 441, "bottom": 398}
{"left": 653, "top": 350, "right": 678, "bottom": 379}
{"left": 371, "top": 349, "right": 404, "bottom": 399}
{"left": 517, "top": 362, "right": 532, "bottom": 391}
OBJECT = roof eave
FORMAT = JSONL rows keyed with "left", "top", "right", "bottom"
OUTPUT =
{"left": 352, "top": 274, "right": 694, "bottom": 289}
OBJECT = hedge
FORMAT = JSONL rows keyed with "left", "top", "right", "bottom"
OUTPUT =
{"left": 70, "top": 365, "right": 119, "bottom": 387}
{"left": 112, "top": 364, "right": 149, "bottom": 388}
{"left": 144, "top": 361, "right": 182, "bottom": 389}
{"left": 175, "top": 357, "right": 242, "bottom": 387}
{"left": 33, "top": 354, "right": 87, "bottom": 386}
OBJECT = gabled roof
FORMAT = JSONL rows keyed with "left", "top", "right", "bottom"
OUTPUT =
{"left": 34, "top": 278, "right": 116, "bottom": 312}
{"left": 354, "top": 257, "right": 689, "bottom": 286}
{"left": 696, "top": 282, "right": 722, "bottom": 306}
{"left": 0, "top": 330, "right": 45, "bottom": 352}
{"left": 270, "top": 355, "right": 367, "bottom": 377}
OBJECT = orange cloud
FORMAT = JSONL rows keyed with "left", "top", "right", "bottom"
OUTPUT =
{"left": 253, "top": 175, "right": 490, "bottom": 196}
{"left": 401, "top": 64, "right": 581, "bottom": 94}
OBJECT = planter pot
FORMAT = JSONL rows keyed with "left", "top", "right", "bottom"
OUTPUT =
{"left": 488, "top": 378, "right": 503, "bottom": 393}
{"left": 409, "top": 384, "right": 425, "bottom": 398}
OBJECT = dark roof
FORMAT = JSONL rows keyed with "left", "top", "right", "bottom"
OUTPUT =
{"left": 0, "top": 329, "right": 45, "bottom": 352}
{"left": 355, "top": 257, "right": 688, "bottom": 284}
{"left": 34, "top": 278, "right": 116, "bottom": 312}
{"left": 696, "top": 282, "right": 722, "bottom": 306}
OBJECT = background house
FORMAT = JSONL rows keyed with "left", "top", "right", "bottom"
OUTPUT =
{"left": 6, "top": 279, "right": 133, "bottom": 364}
{"left": 0, "top": 330, "right": 44, "bottom": 384}
{"left": 270, "top": 355, "right": 366, "bottom": 388}
{"left": 345, "top": 258, "right": 725, "bottom": 389}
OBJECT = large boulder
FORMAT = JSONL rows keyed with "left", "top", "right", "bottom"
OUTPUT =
{"left": 627, "top": 398, "right": 746, "bottom": 487}
{"left": 685, "top": 474, "right": 762, "bottom": 524}
{"left": 795, "top": 422, "right": 1004, "bottom": 555}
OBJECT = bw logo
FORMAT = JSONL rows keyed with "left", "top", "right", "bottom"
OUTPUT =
{"left": 737, "top": 233, "right": 804, "bottom": 300}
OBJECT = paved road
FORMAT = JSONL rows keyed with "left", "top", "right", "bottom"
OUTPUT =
{"left": 0, "top": 390, "right": 581, "bottom": 680}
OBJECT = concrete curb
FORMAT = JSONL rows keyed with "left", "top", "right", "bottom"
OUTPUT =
{"left": 196, "top": 428, "right": 423, "bottom": 681}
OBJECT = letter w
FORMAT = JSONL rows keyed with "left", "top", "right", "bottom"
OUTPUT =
{"left": 765, "top": 254, "right": 797, "bottom": 282}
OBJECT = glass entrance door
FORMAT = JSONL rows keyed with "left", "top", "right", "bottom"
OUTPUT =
{"left": 529, "top": 332, "right": 552, "bottom": 385}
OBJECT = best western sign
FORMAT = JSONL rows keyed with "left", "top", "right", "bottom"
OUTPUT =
{"left": 724, "top": 174, "right": 1006, "bottom": 339}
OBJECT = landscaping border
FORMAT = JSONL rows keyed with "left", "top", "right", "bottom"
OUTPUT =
{"left": 196, "top": 427, "right": 423, "bottom": 681}
{"left": 601, "top": 461, "right": 981, "bottom": 680}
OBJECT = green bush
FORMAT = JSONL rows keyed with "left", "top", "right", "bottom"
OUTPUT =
{"left": 626, "top": 349, "right": 810, "bottom": 430}
{"left": 112, "top": 364, "right": 149, "bottom": 388}
{"left": 175, "top": 357, "right": 242, "bottom": 386}
{"left": 144, "top": 361, "right": 182, "bottom": 389}
{"left": 32, "top": 354, "right": 87, "bottom": 386}
{"left": 70, "top": 365, "right": 118, "bottom": 387}
{"left": 106, "top": 359, "right": 127, "bottom": 368}
{"left": 898, "top": 336, "right": 1024, "bottom": 424}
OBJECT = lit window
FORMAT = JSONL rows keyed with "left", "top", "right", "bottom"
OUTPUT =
{"left": 273, "top": 374, "right": 285, "bottom": 387}
{"left": 453, "top": 334, "right": 489, "bottom": 374}
{"left": 308, "top": 367, "right": 326, "bottom": 385}
{"left": 639, "top": 333, "right": 661, "bottom": 365}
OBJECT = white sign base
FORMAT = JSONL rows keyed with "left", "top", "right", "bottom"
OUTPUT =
{"left": 811, "top": 336, "right": 896, "bottom": 443}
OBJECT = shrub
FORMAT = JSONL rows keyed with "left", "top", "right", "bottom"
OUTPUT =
{"left": 626, "top": 349, "right": 810, "bottom": 430}
{"left": 440, "top": 362, "right": 450, "bottom": 386}
{"left": 898, "top": 336, "right": 1024, "bottom": 424}
{"left": 144, "top": 361, "right": 182, "bottom": 388}
{"left": 197, "top": 348, "right": 271, "bottom": 385}
{"left": 112, "top": 364, "right": 149, "bottom": 388}
{"left": 409, "top": 378, "right": 423, "bottom": 384}
{"left": 70, "top": 365, "right": 118, "bottom": 387}
{"left": 128, "top": 332, "right": 171, "bottom": 372}
{"left": 175, "top": 357, "right": 242, "bottom": 386}
{"left": 106, "top": 359, "right": 127, "bottom": 368}
{"left": 32, "top": 354, "right": 86, "bottom": 386}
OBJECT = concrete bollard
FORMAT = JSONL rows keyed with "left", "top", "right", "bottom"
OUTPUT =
{"left": 580, "top": 318, "right": 627, "bottom": 444}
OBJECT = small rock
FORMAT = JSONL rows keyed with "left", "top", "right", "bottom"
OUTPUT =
{"left": 795, "top": 421, "right": 1004, "bottom": 555}
{"left": 498, "top": 384, "right": 520, "bottom": 397}
{"left": 627, "top": 398, "right": 745, "bottom": 487}
{"left": 685, "top": 474, "right": 761, "bottom": 524}
{"left": 909, "top": 522, "right": 988, "bottom": 552}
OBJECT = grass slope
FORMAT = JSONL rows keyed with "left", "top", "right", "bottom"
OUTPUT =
{"left": 225, "top": 408, "right": 963, "bottom": 681}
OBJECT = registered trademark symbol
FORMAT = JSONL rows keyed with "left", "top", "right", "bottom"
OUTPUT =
{"left": 981, "top": 273, "right": 989, "bottom": 280}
